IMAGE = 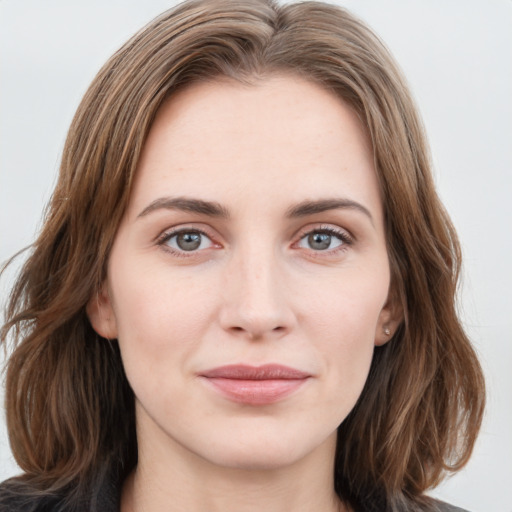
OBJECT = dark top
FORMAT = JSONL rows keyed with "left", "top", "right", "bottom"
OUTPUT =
{"left": 0, "top": 468, "right": 470, "bottom": 512}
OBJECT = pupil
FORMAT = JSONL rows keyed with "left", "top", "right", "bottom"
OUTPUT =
{"left": 177, "top": 232, "right": 201, "bottom": 251}
{"left": 308, "top": 232, "right": 331, "bottom": 250}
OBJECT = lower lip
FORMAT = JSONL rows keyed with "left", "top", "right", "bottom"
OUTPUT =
{"left": 202, "top": 377, "right": 308, "bottom": 405}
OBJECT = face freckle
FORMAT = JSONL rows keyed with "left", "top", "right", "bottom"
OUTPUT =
{"left": 88, "top": 74, "right": 400, "bottom": 473}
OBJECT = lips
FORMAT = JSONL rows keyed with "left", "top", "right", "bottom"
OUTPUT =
{"left": 199, "top": 364, "right": 310, "bottom": 405}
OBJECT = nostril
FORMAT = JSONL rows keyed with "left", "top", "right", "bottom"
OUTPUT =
{"left": 228, "top": 324, "right": 286, "bottom": 337}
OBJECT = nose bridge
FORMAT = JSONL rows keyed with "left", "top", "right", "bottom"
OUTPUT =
{"left": 220, "top": 236, "right": 293, "bottom": 338}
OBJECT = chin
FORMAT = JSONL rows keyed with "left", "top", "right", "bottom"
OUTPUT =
{"left": 198, "top": 427, "right": 337, "bottom": 472}
{"left": 216, "top": 447, "right": 299, "bottom": 471}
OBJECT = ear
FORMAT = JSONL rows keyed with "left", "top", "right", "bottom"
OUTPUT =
{"left": 86, "top": 283, "right": 118, "bottom": 339}
{"left": 374, "top": 288, "right": 403, "bottom": 347}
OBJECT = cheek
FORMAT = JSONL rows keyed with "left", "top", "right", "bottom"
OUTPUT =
{"left": 300, "top": 267, "right": 388, "bottom": 402}
{"left": 108, "top": 260, "right": 215, "bottom": 383}
{"left": 302, "top": 265, "right": 389, "bottom": 342}
{"left": 310, "top": 308, "right": 376, "bottom": 423}
{"left": 309, "top": 293, "right": 377, "bottom": 375}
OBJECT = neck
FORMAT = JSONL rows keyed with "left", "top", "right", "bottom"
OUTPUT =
{"left": 121, "top": 423, "right": 346, "bottom": 512}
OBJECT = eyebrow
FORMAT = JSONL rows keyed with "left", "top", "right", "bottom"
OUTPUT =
{"left": 137, "top": 196, "right": 373, "bottom": 223}
{"left": 285, "top": 198, "right": 373, "bottom": 223}
{"left": 137, "top": 196, "right": 230, "bottom": 219}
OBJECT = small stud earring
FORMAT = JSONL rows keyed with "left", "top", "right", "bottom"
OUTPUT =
{"left": 384, "top": 328, "right": 391, "bottom": 336}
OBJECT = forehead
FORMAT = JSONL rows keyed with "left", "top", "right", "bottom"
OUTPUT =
{"left": 126, "top": 74, "right": 381, "bottom": 222}
{"left": 147, "top": 74, "right": 371, "bottom": 155}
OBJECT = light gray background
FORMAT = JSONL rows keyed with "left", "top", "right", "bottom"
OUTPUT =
{"left": 1, "top": 1, "right": 511, "bottom": 511}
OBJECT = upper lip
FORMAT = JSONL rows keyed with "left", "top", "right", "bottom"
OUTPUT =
{"left": 199, "top": 364, "right": 310, "bottom": 380}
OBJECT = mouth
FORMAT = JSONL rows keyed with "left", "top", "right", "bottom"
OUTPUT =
{"left": 198, "top": 364, "right": 311, "bottom": 405}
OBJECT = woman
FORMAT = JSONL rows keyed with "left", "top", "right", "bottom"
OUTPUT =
{"left": 0, "top": 1, "right": 485, "bottom": 511}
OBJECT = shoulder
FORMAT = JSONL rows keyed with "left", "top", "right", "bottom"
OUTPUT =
{"left": 0, "top": 465, "right": 121, "bottom": 512}
{"left": 0, "top": 479, "right": 59, "bottom": 512}
{"left": 361, "top": 497, "right": 473, "bottom": 512}
{"left": 432, "top": 499, "right": 471, "bottom": 512}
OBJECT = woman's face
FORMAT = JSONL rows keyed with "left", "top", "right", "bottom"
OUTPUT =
{"left": 89, "top": 75, "right": 399, "bottom": 471}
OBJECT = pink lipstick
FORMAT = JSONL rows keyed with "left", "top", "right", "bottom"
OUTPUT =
{"left": 199, "top": 364, "right": 310, "bottom": 405}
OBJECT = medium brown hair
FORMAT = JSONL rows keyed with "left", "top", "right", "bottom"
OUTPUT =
{"left": 1, "top": 1, "right": 485, "bottom": 510}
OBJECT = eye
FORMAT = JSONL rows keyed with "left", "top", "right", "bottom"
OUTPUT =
{"left": 296, "top": 228, "right": 350, "bottom": 251}
{"left": 160, "top": 229, "right": 214, "bottom": 252}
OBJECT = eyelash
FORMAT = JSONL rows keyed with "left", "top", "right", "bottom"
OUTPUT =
{"left": 156, "top": 227, "right": 216, "bottom": 258}
{"left": 156, "top": 225, "right": 353, "bottom": 258}
{"left": 294, "top": 225, "right": 353, "bottom": 255}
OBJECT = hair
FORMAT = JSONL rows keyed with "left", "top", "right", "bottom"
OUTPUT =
{"left": 1, "top": 1, "right": 485, "bottom": 511}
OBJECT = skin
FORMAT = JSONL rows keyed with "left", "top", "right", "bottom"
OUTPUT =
{"left": 88, "top": 75, "right": 401, "bottom": 512}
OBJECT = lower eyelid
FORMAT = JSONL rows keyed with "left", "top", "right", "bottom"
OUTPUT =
{"left": 293, "top": 226, "right": 354, "bottom": 253}
{"left": 156, "top": 227, "right": 224, "bottom": 258}
{"left": 156, "top": 225, "right": 352, "bottom": 256}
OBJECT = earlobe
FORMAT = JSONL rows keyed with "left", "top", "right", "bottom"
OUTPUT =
{"left": 86, "top": 284, "right": 118, "bottom": 339}
{"left": 375, "top": 323, "right": 395, "bottom": 346}
{"left": 374, "top": 293, "right": 404, "bottom": 347}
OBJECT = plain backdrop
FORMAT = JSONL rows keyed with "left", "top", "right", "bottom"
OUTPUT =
{"left": 1, "top": 1, "right": 511, "bottom": 511}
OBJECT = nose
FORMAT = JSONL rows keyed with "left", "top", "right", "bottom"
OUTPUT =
{"left": 219, "top": 246, "right": 296, "bottom": 340}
